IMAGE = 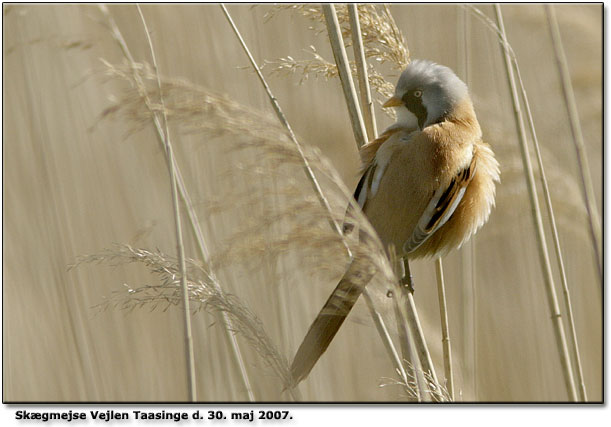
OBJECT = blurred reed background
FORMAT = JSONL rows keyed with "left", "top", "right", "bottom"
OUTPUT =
{"left": 2, "top": 3, "right": 602, "bottom": 402}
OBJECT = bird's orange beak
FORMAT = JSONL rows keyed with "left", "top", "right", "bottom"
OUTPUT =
{"left": 383, "top": 96, "right": 402, "bottom": 108}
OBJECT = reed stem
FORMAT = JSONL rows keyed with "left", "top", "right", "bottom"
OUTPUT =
{"left": 402, "top": 259, "right": 444, "bottom": 402}
{"left": 348, "top": 4, "right": 377, "bottom": 140}
{"left": 543, "top": 4, "right": 590, "bottom": 401}
{"left": 391, "top": 282, "right": 426, "bottom": 402}
{"left": 494, "top": 4, "right": 577, "bottom": 401}
{"left": 322, "top": 4, "right": 368, "bottom": 148}
{"left": 435, "top": 258, "right": 454, "bottom": 400}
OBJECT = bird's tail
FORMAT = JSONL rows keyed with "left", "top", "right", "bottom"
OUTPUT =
{"left": 289, "top": 258, "right": 375, "bottom": 386}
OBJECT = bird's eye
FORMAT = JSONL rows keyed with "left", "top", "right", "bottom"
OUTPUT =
{"left": 413, "top": 90, "right": 423, "bottom": 98}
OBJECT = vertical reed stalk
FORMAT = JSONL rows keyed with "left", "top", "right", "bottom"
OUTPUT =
{"left": 322, "top": 4, "right": 368, "bottom": 148}
{"left": 98, "top": 5, "right": 255, "bottom": 401}
{"left": 348, "top": 4, "right": 377, "bottom": 140}
{"left": 435, "top": 258, "right": 454, "bottom": 400}
{"left": 407, "top": 292, "right": 444, "bottom": 401}
{"left": 545, "top": 4, "right": 602, "bottom": 282}
{"left": 136, "top": 5, "right": 197, "bottom": 402}
{"left": 469, "top": 240, "right": 478, "bottom": 399}
{"left": 391, "top": 283, "right": 426, "bottom": 401}
{"left": 496, "top": 11, "right": 590, "bottom": 401}
{"left": 494, "top": 4, "right": 577, "bottom": 401}
{"left": 389, "top": 250, "right": 423, "bottom": 401}
{"left": 542, "top": 4, "right": 590, "bottom": 401}
{"left": 403, "top": 259, "right": 444, "bottom": 402}
{"left": 515, "top": 37, "right": 589, "bottom": 404}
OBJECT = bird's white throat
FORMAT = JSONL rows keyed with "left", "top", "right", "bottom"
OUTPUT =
{"left": 395, "top": 105, "right": 420, "bottom": 130}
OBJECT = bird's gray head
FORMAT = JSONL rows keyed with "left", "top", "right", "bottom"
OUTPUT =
{"left": 384, "top": 59, "right": 469, "bottom": 130}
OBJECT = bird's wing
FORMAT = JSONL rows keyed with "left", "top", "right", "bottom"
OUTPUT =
{"left": 358, "top": 127, "right": 402, "bottom": 173}
{"left": 404, "top": 151, "right": 477, "bottom": 254}
{"left": 354, "top": 127, "right": 409, "bottom": 210}
{"left": 343, "top": 127, "right": 403, "bottom": 233}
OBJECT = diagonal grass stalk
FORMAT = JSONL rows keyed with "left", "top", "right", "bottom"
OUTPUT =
{"left": 219, "top": 4, "right": 350, "bottom": 257}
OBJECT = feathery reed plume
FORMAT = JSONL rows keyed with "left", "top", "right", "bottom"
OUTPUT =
{"left": 262, "top": 48, "right": 395, "bottom": 114}
{"left": 97, "top": 4, "right": 256, "bottom": 401}
{"left": 379, "top": 360, "right": 452, "bottom": 402}
{"left": 72, "top": 245, "right": 292, "bottom": 386}
{"left": 263, "top": 46, "right": 339, "bottom": 83}
{"left": 99, "top": 59, "right": 402, "bottom": 391}
{"left": 264, "top": 4, "right": 409, "bottom": 119}
{"left": 267, "top": 4, "right": 409, "bottom": 68}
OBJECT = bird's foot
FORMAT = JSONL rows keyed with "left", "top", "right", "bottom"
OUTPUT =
{"left": 400, "top": 273, "right": 415, "bottom": 294}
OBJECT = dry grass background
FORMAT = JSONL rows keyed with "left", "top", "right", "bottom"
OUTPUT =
{"left": 2, "top": 3, "right": 602, "bottom": 402}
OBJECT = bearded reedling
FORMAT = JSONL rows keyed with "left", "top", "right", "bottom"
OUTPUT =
{"left": 291, "top": 59, "right": 500, "bottom": 385}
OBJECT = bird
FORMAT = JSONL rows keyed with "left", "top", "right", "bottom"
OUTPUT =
{"left": 289, "top": 59, "right": 500, "bottom": 386}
